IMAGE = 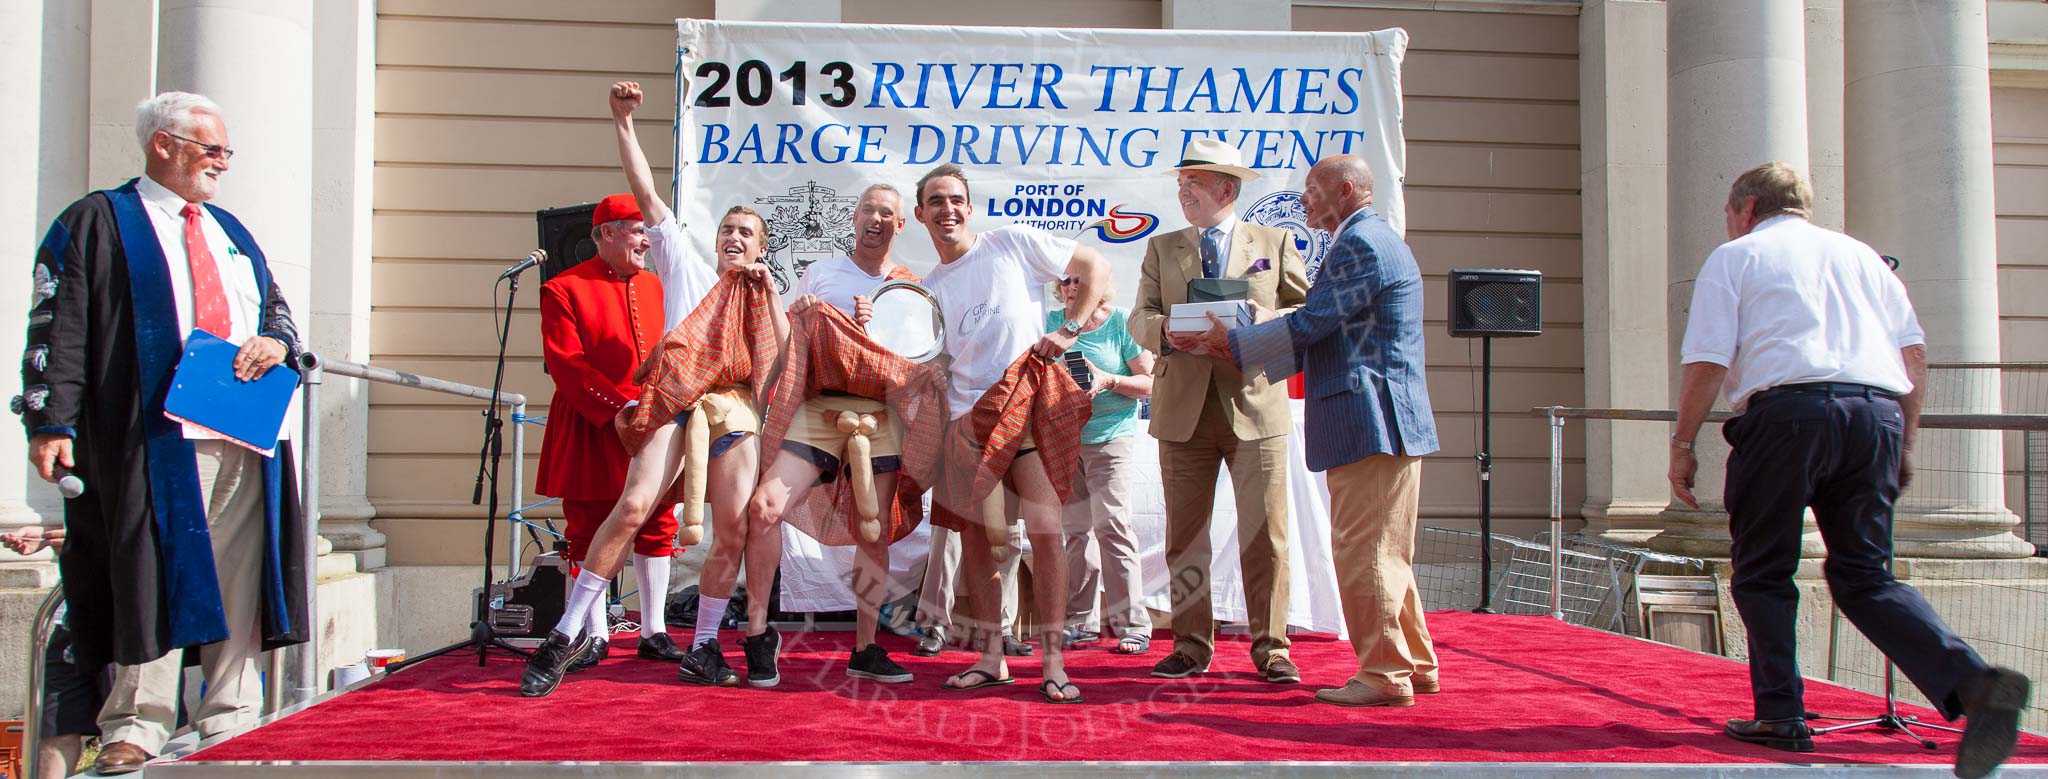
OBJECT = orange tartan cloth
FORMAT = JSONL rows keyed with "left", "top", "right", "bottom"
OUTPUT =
{"left": 759, "top": 303, "right": 947, "bottom": 546}
{"left": 616, "top": 270, "right": 781, "bottom": 506}
{"left": 929, "top": 350, "right": 1092, "bottom": 533}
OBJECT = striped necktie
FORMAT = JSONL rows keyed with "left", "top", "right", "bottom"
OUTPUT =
{"left": 1200, "top": 227, "right": 1223, "bottom": 279}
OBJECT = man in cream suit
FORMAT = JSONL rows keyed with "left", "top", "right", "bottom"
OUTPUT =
{"left": 1129, "top": 138, "right": 1309, "bottom": 683}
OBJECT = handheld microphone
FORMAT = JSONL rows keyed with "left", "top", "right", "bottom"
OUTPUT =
{"left": 53, "top": 466, "right": 84, "bottom": 499}
{"left": 499, "top": 249, "right": 546, "bottom": 281}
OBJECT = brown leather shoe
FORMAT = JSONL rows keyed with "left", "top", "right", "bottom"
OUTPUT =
{"left": 1262, "top": 656, "right": 1301, "bottom": 684}
{"left": 94, "top": 741, "right": 153, "bottom": 775}
{"left": 1414, "top": 677, "right": 1441, "bottom": 694}
{"left": 1313, "top": 679, "right": 1415, "bottom": 707}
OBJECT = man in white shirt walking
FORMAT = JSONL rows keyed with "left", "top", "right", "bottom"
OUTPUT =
{"left": 1670, "top": 162, "right": 2027, "bottom": 778}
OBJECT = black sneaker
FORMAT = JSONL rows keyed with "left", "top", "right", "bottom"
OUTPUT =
{"left": 847, "top": 643, "right": 913, "bottom": 684}
{"left": 741, "top": 626, "right": 782, "bottom": 688}
{"left": 520, "top": 631, "right": 594, "bottom": 698}
{"left": 676, "top": 639, "right": 737, "bottom": 687}
{"left": 568, "top": 637, "right": 608, "bottom": 673}
{"left": 637, "top": 632, "right": 686, "bottom": 663}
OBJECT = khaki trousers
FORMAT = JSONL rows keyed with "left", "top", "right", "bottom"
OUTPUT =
{"left": 1326, "top": 453, "right": 1438, "bottom": 696}
{"left": 1160, "top": 392, "right": 1290, "bottom": 668}
{"left": 1060, "top": 437, "right": 1151, "bottom": 639}
{"left": 99, "top": 441, "right": 266, "bottom": 754}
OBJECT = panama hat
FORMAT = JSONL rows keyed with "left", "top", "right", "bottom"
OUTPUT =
{"left": 1169, "top": 138, "right": 1260, "bottom": 181}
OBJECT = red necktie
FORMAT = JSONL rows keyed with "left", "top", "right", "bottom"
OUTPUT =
{"left": 182, "top": 203, "right": 231, "bottom": 337}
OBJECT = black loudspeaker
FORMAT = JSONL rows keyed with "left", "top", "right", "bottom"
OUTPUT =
{"left": 535, "top": 203, "right": 598, "bottom": 285}
{"left": 1447, "top": 269, "right": 1543, "bottom": 338}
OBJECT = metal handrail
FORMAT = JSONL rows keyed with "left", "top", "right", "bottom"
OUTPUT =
{"left": 1529, "top": 406, "right": 2048, "bottom": 620}
{"left": 20, "top": 583, "right": 62, "bottom": 779}
{"left": 315, "top": 355, "right": 529, "bottom": 580}
{"left": 1529, "top": 406, "right": 2048, "bottom": 431}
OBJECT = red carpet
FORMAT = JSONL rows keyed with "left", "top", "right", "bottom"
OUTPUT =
{"left": 187, "top": 612, "right": 2048, "bottom": 765}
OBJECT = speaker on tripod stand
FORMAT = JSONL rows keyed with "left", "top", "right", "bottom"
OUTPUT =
{"left": 1447, "top": 269, "right": 1542, "bottom": 612}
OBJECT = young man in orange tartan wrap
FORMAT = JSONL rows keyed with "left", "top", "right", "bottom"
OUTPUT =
{"left": 752, "top": 183, "right": 948, "bottom": 684}
{"left": 520, "top": 82, "right": 787, "bottom": 698}
{"left": 912, "top": 163, "right": 1111, "bottom": 704}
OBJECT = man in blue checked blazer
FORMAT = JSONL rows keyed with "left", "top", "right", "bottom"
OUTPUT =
{"left": 1196, "top": 154, "right": 1440, "bottom": 708}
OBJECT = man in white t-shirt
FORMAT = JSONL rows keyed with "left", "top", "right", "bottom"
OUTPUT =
{"left": 1671, "top": 163, "right": 2026, "bottom": 776}
{"left": 750, "top": 183, "right": 924, "bottom": 684}
{"left": 521, "top": 81, "right": 783, "bottom": 698}
{"left": 913, "top": 163, "right": 1111, "bottom": 704}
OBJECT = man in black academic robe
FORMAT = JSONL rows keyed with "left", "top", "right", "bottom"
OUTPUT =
{"left": 20, "top": 91, "right": 308, "bottom": 774}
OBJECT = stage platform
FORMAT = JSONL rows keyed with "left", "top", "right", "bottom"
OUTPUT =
{"left": 141, "top": 612, "right": 2048, "bottom": 777}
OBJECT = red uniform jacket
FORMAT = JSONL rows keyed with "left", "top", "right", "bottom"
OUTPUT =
{"left": 537, "top": 258, "right": 665, "bottom": 501}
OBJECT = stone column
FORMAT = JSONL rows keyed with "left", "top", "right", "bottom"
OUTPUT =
{"left": 0, "top": 2, "right": 56, "bottom": 565}
{"left": 1652, "top": 0, "right": 1811, "bottom": 558}
{"left": 88, "top": 0, "right": 155, "bottom": 190}
{"left": 1165, "top": 0, "right": 1290, "bottom": 30}
{"left": 309, "top": 0, "right": 383, "bottom": 569}
{"left": 154, "top": 0, "right": 312, "bottom": 315}
{"left": 1845, "top": 0, "right": 2031, "bottom": 559}
{"left": 1577, "top": 0, "right": 1670, "bottom": 545}
{"left": 1805, "top": 0, "right": 1845, "bottom": 232}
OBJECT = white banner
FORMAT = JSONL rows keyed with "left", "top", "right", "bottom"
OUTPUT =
{"left": 672, "top": 20, "right": 1410, "bottom": 292}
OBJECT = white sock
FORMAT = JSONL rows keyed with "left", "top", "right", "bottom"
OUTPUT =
{"left": 694, "top": 594, "right": 728, "bottom": 648}
{"left": 635, "top": 554, "right": 672, "bottom": 638}
{"left": 586, "top": 595, "right": 609, "bottom": 640}
{"left": 552, "top": 569, "right": 611, "bottom": 640}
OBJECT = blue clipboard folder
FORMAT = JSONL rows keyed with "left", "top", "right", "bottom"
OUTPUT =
{"left": 163, "top": 330, "right": 299, "bottom": 455}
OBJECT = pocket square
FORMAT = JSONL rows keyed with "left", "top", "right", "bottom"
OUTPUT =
{"left": 1241, "top": 258, "right": 1272, "bottom": 275}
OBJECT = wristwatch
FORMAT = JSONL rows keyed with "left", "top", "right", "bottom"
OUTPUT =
{"left": 1670, "top": 435, "right": 1694, "bottom": 451}
{"left": 1060, "top": 318, "right": 1084, "bottom": 336}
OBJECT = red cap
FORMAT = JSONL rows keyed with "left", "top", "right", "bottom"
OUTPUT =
{"left": 592, "top": 193, "right": 642, "bottom": 226}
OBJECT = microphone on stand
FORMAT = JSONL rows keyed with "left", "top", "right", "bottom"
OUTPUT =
{"left": 498, "top": 249, "right": 546, "bottom": 281}
{"left": 53, "top": 466, "right": 84, "bottom": 499}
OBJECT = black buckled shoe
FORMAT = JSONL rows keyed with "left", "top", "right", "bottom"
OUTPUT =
{"left": 1723, "top": 717, "right": 1815, "bottom": 752}
{"left": 568, "top": 637, "right": 608, "bottom": 673}
{"left": 521, "top": 631, "right": 595, "bottom": 698}
{"left": 1956, "top": 667, "right": 2031, "bottom": 779}
{"left": 676, "top": 639, "right": 738, "bottom": 687}
{"left": 741, "top": 626, "right": 782, "bottom": 688}
{"left": 847, "top": 643, "right": 913, "bottom": 683}
{"left": 637, "top": 632, "right": 687, "bottom": 663}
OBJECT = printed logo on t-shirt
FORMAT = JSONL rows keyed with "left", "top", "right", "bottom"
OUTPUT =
{"left": 960, "top": 302, "right": 1002, "bottom": 336}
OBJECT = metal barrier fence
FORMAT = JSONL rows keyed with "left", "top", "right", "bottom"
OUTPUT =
{"left": 18, "top": 354, "right": 526, "bottom": 779}
{"left": 1417, "top": 527, "right": 1713, "bottom": 635}
{"left": 1532, "top": 403, "right": 2048, "bottom": 733}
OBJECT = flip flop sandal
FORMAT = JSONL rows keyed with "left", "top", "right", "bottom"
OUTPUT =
{"left": 1040, "top": 679, "right": 1084, "bottom": 704}
{"left": 1114, "top": 635, "right": 1151, "bottom": 655}
{"left": 944, "top": 668, "right": 1015, "bottom": 691}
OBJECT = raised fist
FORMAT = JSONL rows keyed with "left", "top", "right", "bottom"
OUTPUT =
{"left": 610, "top": 80, "right": 644, "bottom": 120}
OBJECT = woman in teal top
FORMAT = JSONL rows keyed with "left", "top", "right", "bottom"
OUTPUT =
{"left": 1047, "top": 277, "right": 1157, "bottom": 654}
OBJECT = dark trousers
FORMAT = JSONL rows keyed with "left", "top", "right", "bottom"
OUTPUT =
{"left": 1725, "top": 387, "right": 1986, "bottom": 721}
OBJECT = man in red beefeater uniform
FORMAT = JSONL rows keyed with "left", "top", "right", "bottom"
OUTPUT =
{"left": 536, "top": 193, "right": 690, "bottom": 668}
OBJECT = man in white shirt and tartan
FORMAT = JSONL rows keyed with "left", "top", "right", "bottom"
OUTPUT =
{"left": 1669, "top": 162, "right": 2027, "bottom": 778}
